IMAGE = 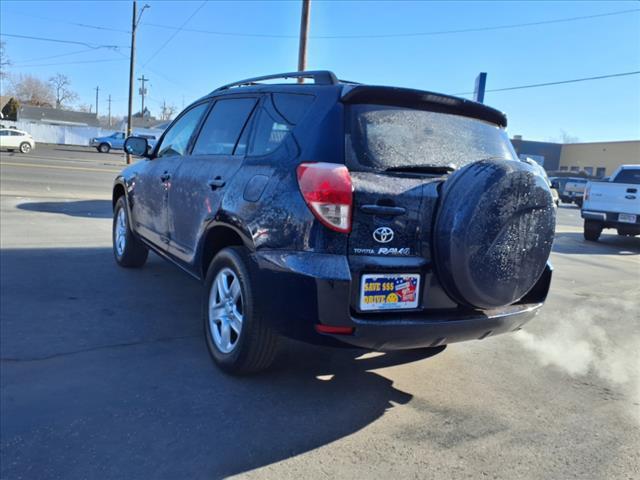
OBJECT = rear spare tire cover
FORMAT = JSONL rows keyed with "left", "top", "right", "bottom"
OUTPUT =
{"left": 433, "top": 159, "right": 555, "bottom": 309}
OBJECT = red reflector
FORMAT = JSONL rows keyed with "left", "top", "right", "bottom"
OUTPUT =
{"left": 315, "top": 324, "right": 355, "bottom": 335}
{"left": 297, "top": 162, "right": 353, "bottom": 233}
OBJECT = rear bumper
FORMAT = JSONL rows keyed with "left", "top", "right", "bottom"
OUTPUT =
{"left": 582, "top": 209, "right": 640, "bottom": 231}
{"left": 253, "top": 250, "right": 551, "bottom": 350}
{"left": 337, "top": 303, "right": 540, "bottom": 350}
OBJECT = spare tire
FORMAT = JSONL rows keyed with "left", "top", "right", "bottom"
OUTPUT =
{"left": 433, "top": 159, "right": 555, "bottom": 309}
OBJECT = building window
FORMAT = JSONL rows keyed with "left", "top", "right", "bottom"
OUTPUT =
{"left": 596, "top": 167, "right": 606, "bottom": 178}
{"left": 570, "top": 166, "right": 580, "bottom": 172}
{"left": 560, "top": 166, "right": 568, "bottom": 171}
{"left": 583, "top": 166, "right": 594, "bottom": 176}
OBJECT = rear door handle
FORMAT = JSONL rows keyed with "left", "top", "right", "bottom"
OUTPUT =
{"left": 208, "top": 177, "right": 226, "bottom": 190}
{"left": 160, "top": 172, "right": 171, "bottom": 182}
{"left": 360, "top": 204, "right": 406, "bottom": 216}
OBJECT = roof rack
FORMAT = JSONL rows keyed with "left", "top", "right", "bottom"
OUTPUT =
{"left": 213, "top": 70, "right": 339, "bottom": 92}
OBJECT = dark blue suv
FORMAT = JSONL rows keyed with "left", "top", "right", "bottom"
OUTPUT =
{"left": 113, "top": 71, "right": 555, "bottom": 374}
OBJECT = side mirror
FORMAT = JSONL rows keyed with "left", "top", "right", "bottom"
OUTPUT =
{"left": 124, "top": 136, "right": 150, "bottom": 157}
{"left": 551, "top": 180, "right": 559, "bottom": 189}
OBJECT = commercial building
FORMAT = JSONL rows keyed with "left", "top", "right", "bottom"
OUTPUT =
{"left": 511, "top": 136, "right": 639, "bottom": 177}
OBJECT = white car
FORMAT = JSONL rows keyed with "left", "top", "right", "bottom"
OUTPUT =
{"left": 0, "top": 128, "right": 36, "bottom": 153}
{"left": 582, "top": 165, "right": 640, "bottom": 241}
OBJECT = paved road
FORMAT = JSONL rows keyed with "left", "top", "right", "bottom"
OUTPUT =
{"left": 1, "top": 146, "right": 639, "bottom": 479}
{"left": 0, "top": 144, "right": 126, "bottom": 199}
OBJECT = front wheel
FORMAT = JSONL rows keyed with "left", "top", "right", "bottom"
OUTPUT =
{"left": 19, "top": 142, "right": 32, "bottom": 154}
{"left": 99, "top": 143, "right": 110, "bottom": 153}
{"left": 203, "top": 247, "right": 278, "bottom": 375}
{"left": 584, "top": 220, "right": 602, "bottom": 242}
{"left": 112, "top": 196, "right": 148, "bottom": 267}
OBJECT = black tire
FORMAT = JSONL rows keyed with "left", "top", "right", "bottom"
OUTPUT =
{"left": 112, "top": 196, "right": 148, "bottom": 267}
{"left": 19, "top": 142, "right": 31, "bottom": 154}
{"left": 584, "top": 220, "right": 602, "bottom": 242}
{"left": 203, "top": 247, "right": 278, "bottom": 375}
{"left": 99, "top": 143, "right": 110, "bottom": 153}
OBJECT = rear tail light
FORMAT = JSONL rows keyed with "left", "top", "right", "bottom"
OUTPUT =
{"left": 296, "top": 162, "right": 353, "bottom": 233}
{"left": 584, "top": 184, "right": 590, "bottom": 201}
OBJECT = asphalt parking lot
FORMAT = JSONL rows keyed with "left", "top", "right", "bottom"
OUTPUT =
{"left": 1, "top": 145, "right": 639, "bottom": 479}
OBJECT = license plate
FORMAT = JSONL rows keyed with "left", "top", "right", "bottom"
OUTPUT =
{"left": 360, "top": 274, "right": 420, "bottom": 311}
{"left": 619, "top": 213, "right": 637, "bottom": 223}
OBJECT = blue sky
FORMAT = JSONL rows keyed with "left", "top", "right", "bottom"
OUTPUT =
{"left": 1, "top": 0, "right": 639, "bottom": 142}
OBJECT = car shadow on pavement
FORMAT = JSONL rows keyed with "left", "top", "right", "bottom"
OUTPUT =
{"left": 0, "top": 247, "right": 444, "bottom": 479}
{"left": 552, "top": 231, "right": 640, "bottom": 255}
{"left": 17, "top": 199, "right": 112, "bottom": 219}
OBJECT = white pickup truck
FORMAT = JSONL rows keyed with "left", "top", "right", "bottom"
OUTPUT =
{"left": 581, "top": 165, "right": 640, "bottom": 241}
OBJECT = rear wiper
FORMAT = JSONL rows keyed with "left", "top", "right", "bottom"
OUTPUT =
{"left": 384, "top": 164, "right": 456, "bottom": 174}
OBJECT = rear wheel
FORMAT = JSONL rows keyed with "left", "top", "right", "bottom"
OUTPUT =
{"left": 112, "top": 196, "right": 148, "bottom": 267}
{"left": 584, "top": 220, "right": 602, "bottom": 242}
{"left": 19, "top": 142, "right": 32, "bottom": 154}
{"left": 203, "top": 247, "right": 278, "bottom": 375}
{"left": 99, "top": 143, "right": 110, "bottom": 153}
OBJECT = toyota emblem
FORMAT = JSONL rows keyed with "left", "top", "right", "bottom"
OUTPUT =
{"left": 373, "top": 227, "right": 394, "bottom": 243}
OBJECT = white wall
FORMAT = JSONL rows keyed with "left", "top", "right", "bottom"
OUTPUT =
{"left": 0, "top": 120, "right": 164, "bottom": 146}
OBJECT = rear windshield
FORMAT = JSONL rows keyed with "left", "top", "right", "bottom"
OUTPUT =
{"left": 613, "top": 168, "right": 640, "bottom": 184}
{"left": 346, "top": 104, "right": 516, "bottom": 171}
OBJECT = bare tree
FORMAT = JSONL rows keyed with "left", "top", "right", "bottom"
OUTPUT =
{"left": 76, "top": 103, "right": 93, "bottom": 113}
{"left": 160, "top": 100, "right": 177, "bottom": 121}
{"left": 0, "top": 41, "right": 9, "bottom": 78}
{"left": 7, "top": 74, "right": 55, "bottom": 107}
{"left": 49, "top": 73, "right": 78, "bottom": 109}
{"left": 549, "top": 130, "right": 580, "bottom": 144}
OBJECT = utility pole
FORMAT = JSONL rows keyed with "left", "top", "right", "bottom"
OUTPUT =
{"left": 297, "top": 0, "right": 311, "bottom": 83}
{"left": 107, "top": 94, "right": 112, "bottom": 127}
{"left": 126, "top": 1, "right": 150, "bottom": 164}
{"left": 138, "top": 74, "right": 148, "bottom": 117}
{"left": 95, "top": 86, "right": 100, "bottom": 117}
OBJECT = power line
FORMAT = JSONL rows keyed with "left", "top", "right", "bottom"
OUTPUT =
{"left": 0, "top": 10, "right": 129, "bottom": 34}
{"left": 11, "top": 58, "right": 127, "bottom": 68}
{"left": 142, "top": 7, "right": 639, "bottom": 39}
{"left": 142, "top": 0, "right": 208, "bottom": 67}
{"left": 452, "top": 71, "right": 640, "bottom": 96}
{"left": 17, "top": 48, "right": 98, "bottom": 64}
{"left": 0, "top": 33, "right": 129, "bottom": 50}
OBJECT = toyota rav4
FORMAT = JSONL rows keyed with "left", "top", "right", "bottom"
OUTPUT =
{"left": 113, "top": 71, "right": 555, "bottom": 374}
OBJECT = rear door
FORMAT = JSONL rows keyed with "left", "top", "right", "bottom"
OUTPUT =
{"left": 167, "top": 96, "right": 258, "bottom": 265}
{"left": 344, "top": 101, "right": 517, "bottom": 312}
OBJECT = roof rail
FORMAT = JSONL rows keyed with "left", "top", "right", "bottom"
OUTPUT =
{"left": 213, "top": 70, "right": 339, "bottom": 92}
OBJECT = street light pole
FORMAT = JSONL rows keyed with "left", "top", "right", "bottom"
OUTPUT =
{"left": 297, "top": 0, "right": 311, "bottom": 83}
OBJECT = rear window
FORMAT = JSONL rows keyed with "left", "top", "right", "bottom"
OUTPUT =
{"left": 613, "top": 168, "right": 640, "bottom": 185}
{"left": 346, "top": 104, "right": 516, "bottom": 171}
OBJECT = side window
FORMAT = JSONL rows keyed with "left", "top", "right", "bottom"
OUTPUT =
{"left": 192, "top": 98, "right": 256, "bottom": 156}
{"left": 247, "top": 93, "right": 314, "bottom": 156}
{"left": 272, "top": 93, "right": 315, "bottom": 124}
{"left": 248, "top": 109, "right": 291, "bottom": 156}
{"left": 157, "top": 103, "right": 208, "bottom": 158}
{"left": 0, "top": 131, "right": 7, "bottom": 136}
